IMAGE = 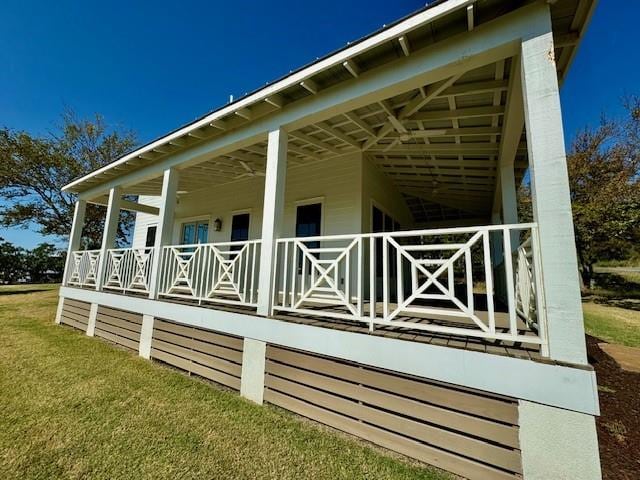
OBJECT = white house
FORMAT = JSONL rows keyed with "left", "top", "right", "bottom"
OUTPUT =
{"left": 55, "top": 1, "right": 602, "bottom": 478}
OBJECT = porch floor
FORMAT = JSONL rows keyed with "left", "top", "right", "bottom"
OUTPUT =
{"left": 77, "top": 287, "right": 543, "bottom": 362}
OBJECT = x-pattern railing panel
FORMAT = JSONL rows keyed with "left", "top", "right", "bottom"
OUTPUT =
{"left": 274, "top": 224, "right": 547, "bottom": 349}
{"left": 102, "top": 248, "right": 154, "bottom": 294}
{"left": 66, "top": 250, "right": 101, "bottom": 288}
{"left": 158, "top": 240, "right": 260, "bottom": 308}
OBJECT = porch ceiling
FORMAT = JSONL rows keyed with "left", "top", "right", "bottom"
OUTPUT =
{"left": 126, "top": 57, "right": 525, "bottom": 223}
{"left": 67, "top": 0, "right": 594, "bottom": 205}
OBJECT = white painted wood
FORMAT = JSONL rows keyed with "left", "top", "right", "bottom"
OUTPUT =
{"left": 59, "top": 285, "right": 600, "bottom": 416}
{"left": 72, "top": 3, "right": 540, "bottom": 200}
{"left": 139, "top": 314, "right": 154, "bottom": 359}
{"left": 148, "top": 168, "right": 179, "bottom": 298}
{"left": 62, "top": 200, "right": 86, "bottom": 285}
{"left": 520, "top": 7, "right": 587, "bottom": 364}
{"left": 95, "top": 187, "right": 122, "bottom": 291}
{"left": 256, "top": 129, "right": 288, "bottom": 316}
{"left": 54, "top": 296, "right": 64, "bottom": 324}
{"left": 131, "top": 195, "right": 161, "bottom": 249}
{"left": 86, "top": 303, "right": 98, "bottom": 337}
{"left": 240, "top": 338, "right": 266, "bottom": 404}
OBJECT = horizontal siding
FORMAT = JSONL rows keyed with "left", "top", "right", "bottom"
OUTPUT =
{"left": 150, "top": 319, "right": 244, "bottom": 391}
{"left": 59, "top": 298, "right": 91, "bottom": 332}
{"left": 264, "top": 345, "right": 521, "bottom": 480}
{"left": 94, "top": 305, "right": 143, "bottom": 351}
{"left": 140, "top": 153, "right": 364, "bottom": 245}
{"left": 131, "top": 195, "right": 162, "bottom": 249}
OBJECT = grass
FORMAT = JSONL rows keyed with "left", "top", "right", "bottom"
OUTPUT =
{"left": 583, "top": 302, "right": 640, "bottom": 348}
{"left": 0, "top": 284, "right": 448, "bottom": 480}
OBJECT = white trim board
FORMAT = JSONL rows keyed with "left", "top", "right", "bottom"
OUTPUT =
{"left": 60, "top": 286, "right": 599, "bottom": 416}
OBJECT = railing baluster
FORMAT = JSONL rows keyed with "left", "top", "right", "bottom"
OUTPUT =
{"left": 503, "top": 228, "right": 517, "bottom": 336}
{"left": 482, "top": 230, "right": 495, "bottom": 333}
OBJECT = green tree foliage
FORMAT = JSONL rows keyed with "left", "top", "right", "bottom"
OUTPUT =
{"left": 568, "top": 98, "right": 640, "bottom": 287}
{"left": 520, "top": 98, "right": 640, "bottom": 287}
{"left": 0, "top": 112, "right": 137, "bottom": 248}
{"left": 0, "top": 239, "right": 27, "bottom": 283}
{"left": 25, "top": 243, "right": 65, "bottom": 283}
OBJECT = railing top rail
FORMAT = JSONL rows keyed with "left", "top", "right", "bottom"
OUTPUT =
{"left": 275, "top": 223, "right": 538, "bottom": 243}
{"left": 106, "top": 246, "right": 154, "bottom": 252}
{"left": 72, "top": 249, "right": 101, "bottom": 253}
{"left": 163, "top": 239, "right": 262, "bottom": 249}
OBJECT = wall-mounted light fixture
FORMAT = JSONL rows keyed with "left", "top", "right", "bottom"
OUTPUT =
{"left": 213, "top": 218, "right": 223, "bottom": 232}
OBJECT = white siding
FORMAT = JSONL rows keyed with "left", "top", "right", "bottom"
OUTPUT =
{"left": 131, "top": 195, "right": 162, "bottom": 249}
{"left": 130, "top": 152, "right": 415, "bottom": 244}
{"left": 168, "top": 152, "right": 363, "bottom": 243}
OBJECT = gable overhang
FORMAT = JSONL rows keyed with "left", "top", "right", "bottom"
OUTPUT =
{"left": 64, "top": 0, "right": 597, "bottom": 200}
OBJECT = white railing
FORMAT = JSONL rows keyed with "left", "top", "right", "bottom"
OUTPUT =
{"left": 66, "top": 249, "right": 101, "bottom": 287}
{"left": 515, "top": 237, "right": 539, "bottom": 329}
{"left": 157, "top": 240, "right": 261, "bottom": 308}
{"left": 102, "top": 248, "right": 155, "bottom": 295}
{"left": 273, "top": 224, "right": 547, "bottom": 348}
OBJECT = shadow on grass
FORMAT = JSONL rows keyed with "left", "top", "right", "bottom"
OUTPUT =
{"left": 584, "top": 272, "right": 640, "bottom": 310}
{"left": 0, "top": 286, "right": 57, "bottom": 296}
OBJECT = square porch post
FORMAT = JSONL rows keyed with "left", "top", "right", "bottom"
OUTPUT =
{"left": 95, "top": 186, "right": 122, "bottom": 291}
{"left": 520, "top": 11, "right": 587, "bottom": 365}
{"left": 148, "top": 168, "right": 179, "bottom": 299}
{"left": 62, "top": 199, "right": 87, "bottom": 286}
{"left": 256, "top": 128, "right": 288, "bottom": 316}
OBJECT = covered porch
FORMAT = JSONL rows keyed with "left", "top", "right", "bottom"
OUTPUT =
{"left": 61, "top": 0, "right": 588, "bottom": 365}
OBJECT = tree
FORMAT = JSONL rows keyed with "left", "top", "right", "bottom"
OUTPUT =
{"left": 25, "top": 243, "right": 65, "bottom": 283}
{"left": 517, "top": 98, "right": 640, "bottom": 288}
{"left": 568, "top": 99, "right": 640, "bottom": 287}
{"left": 0, "top": 238, "right": 26, "bottom": 283}
{"left": 0, "top": 112, "right": 137, "bottom": 248}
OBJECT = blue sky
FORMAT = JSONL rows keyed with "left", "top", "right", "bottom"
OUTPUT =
{"left": 0, "top": 0, "right": 637, "bottom": 248}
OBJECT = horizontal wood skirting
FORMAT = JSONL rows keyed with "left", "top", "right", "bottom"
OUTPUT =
{"left": 59, "top": 298, "right": 91, "bottom": 331}
{"left": 264, "top": 345, "right": 522, "bottom": 480}
{"left": 94, "top": 305, "right": 143, "bottom": 351}
{"left": 150, "top": 319, "right": 243, "bottom": 391}
{"left": 58, "top": 287, "right": 601, "bottom": 416}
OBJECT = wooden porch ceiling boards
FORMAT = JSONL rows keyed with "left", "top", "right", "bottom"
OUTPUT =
{"left": 124, "top": 59, "right": 526, "bottom": 223}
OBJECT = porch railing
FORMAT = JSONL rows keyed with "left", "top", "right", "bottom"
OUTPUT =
{"left": 272, "top": 223, "right": 547, "bottom": 348}
{"left": 157, "top": 240, "right": 261, "bottom": 308}
{"left": 66, "top": 249, "right": 101, "bottom": 288}
{"left": 102, "top": 248, "right": 155, "bottom": 295}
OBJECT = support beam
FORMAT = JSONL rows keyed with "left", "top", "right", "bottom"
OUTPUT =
{"left": 91, "top": 196, "right": 160, "bottom": 215}
{"left": 240, "top": 338, "right": 267, "bottom": 404}
{"left": 86, "top": 303, "right": 98, "bottom": 337}
{"left": 148, "top": 168, "right": 180, "bottom": 298}
{"left": 520, "top": 7, "right": 588, "bottom": 364}
{"left": 95, "top": 186, "right": 122, "bottom": 291}
{"left": 62, "top": 199, "right": 87, "bottom": 285}
{"left": 256, "top": 128, "right": 288, "bottom": 316}
{"left": 139, "top": 314, "right": 155, "bottom": 359}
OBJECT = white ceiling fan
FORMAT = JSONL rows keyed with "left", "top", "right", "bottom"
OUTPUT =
{"left": 234, "top": 161, "right": 266, "bottom": 180}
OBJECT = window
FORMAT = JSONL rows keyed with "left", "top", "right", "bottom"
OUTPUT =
{"left": 181, "top": 220, "right": 209, "bottom": 245}
{"left": 296, "top": 203, "right": 322, "bottom": 271}
{"left": 145, "top": 226, "right": 157, "bottom": 248}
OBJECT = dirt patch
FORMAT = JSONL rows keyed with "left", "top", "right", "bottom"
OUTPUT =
{"left": 587, "top": 335, "right": 640, "bottom": 479}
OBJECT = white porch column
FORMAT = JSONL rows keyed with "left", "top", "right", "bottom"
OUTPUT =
{"left": 148, "top": 168, "right": 179, "bottom": 299}
{"left": 256, "top": 128, "right": 288, "bottom": 316}
{"left": 520, "top": 9, "right": 587, "bottom": 365}
{"left": 62, "top": 199, "right": 87, "bottom": 286}
{"left": 95, "top": 187, "right": 122, "bottom": 291}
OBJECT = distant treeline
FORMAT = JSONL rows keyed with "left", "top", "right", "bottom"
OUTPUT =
{"left": 0, "top": 239, "right": 65, "bottom": 284}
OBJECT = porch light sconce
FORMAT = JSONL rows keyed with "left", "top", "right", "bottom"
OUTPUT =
{"left": 213, "top": 218, "right": 223, "bottom": 232}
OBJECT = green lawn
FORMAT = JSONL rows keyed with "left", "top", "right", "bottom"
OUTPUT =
{"left": 583, "top": 302, "right": 640, "bottom": 348}
{"left": 0, "top": 284, "right": 447, "bottom": 480}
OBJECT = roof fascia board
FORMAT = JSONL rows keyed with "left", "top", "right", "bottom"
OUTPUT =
{"left": 77, "top": 2, "right": 550, "bottom": 201}
{"left": 64, "top": 0, "right": 474, "bottom": 193}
